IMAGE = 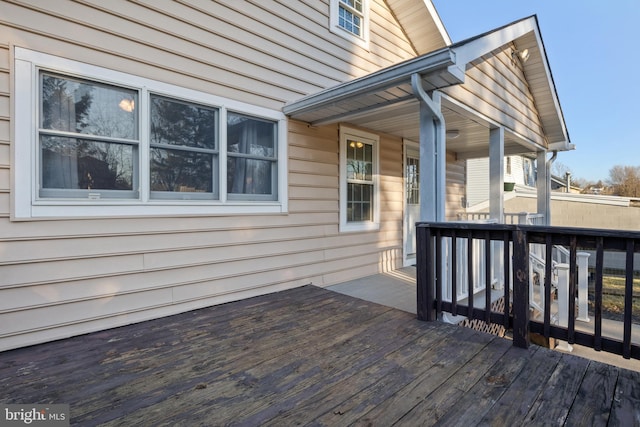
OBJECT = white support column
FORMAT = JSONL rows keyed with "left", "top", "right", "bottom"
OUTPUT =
{"left": 412, "top": 75, "right": 445, "bottom": 222}
{"left": 489, "top": 127, "right": 504, "bottom": 223}
{"left": 537, "top": 151, "right": 555, "bottom": 226}
{"left": 419, "top": 110, "right": 439, "bottom": 222}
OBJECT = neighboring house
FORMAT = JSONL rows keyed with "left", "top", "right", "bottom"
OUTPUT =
{"left": 0, "top": 0, "right": 571, "bottom": 351}
{"left": 551, "top": 173, "right": 582, "bottom": 193}
{"left": 465, "top": 155, "right": 536, "bottom": 208}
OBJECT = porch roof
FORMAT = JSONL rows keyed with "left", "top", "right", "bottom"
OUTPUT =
{"left": 284, "top": 16, "right": 572, "bottom": 158}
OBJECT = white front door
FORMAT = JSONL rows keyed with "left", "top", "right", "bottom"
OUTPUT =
{"left": 403, "top": 144, "right": 420, "bottom": 266}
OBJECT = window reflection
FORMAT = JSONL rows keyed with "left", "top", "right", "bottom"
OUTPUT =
{"left": 227, "top": 113, "right": 276, "bottom": 197}
{"left": 149, "top": 95, "right": 218, "bottom": 196}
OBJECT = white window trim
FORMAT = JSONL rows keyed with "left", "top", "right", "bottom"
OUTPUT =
{"left": 13, "top": 47, "right": 288, "bottom": 219}
{"left": 329, "top": 0, "right": 370, "bottom": 50}
{"left": 339, "top": 126, "right": 380, "bottom": 232}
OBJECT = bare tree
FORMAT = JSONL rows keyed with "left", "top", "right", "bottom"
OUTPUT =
{"left": 607, "top": 165, "right": 640, "bottom": 197}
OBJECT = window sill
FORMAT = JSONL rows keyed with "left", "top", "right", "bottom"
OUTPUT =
{"left": 14, "top": 201, "right": 287, "bottom": 220}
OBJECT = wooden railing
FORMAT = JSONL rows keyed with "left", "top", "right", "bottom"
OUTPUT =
{"left": 416, "top": 222, "right": 640, "bottom": 360}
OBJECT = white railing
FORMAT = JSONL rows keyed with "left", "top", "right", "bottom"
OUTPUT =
{"left": 457, "top": 212, "right": 545, "bottom": 225}
{"left": 448, "top": 212, "right": 590, "bottom": 335}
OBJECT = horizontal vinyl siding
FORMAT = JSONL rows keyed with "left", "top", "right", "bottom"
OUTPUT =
{"left": 0, "top": 0, "right": 416, "bottom": 110}
{"left": 444, "top": 46, "right": 546, "bottom": 146}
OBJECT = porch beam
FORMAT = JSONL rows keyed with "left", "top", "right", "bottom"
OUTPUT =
{"left": 489, "top": 127, "right": 505, "bottom": 223}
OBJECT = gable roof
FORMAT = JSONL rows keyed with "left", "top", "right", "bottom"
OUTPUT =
{"left": 284, "top": 15, "right": 571, "bottom": 153}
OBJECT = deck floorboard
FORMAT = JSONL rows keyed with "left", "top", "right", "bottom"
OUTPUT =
{"left": 1, "top": 285, "right": 638, "bottom": 426}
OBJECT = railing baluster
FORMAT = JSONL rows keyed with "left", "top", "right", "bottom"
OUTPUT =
{"left": 451, "top": 230, "right": 458, "bottom": 314}
{"left": 503, "top": 231, "right": 510, "bottom": 329}
{"left": 594, "top": 237, "right": 604, "bottom": 352}
{"left": 568, "top": 236, "right": 577, "bottom": 345}
{"left": 544, "top": 234, "right": 553, "bottom": 339}
{"left": 623, "top": 240, "right": 634, "bottom": 359}
{"left": 512, "top": 228, "right": 530, "bottom": 348}
{"left": 467, "top": 233, "right": 474, "bottom": 320}
{"left": 485, "top": 231, "right": 491, "bottom": 324}
{"left": 435, "top": 229, "right": 443, "bottom": 319}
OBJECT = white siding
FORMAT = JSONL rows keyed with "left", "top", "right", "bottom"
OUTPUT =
{"left": 443, "top": 46, "right": 546, "bottom": 147}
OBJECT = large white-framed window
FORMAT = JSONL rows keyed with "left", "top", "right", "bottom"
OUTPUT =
{"left": 329, "top": 0, "right": 370, "bottom": 49}
{"left": 339, "top": 126, "right": 379, "bottom": 232}
{"left": 14, "top": 47, "right": 287, "bottom": 219}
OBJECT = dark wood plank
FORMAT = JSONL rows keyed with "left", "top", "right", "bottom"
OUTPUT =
{"left": 310, "top": 326, "right": 494, "bottom": 426}
{"left": 564, "top": 361, "right": 619, "bottom": 426}
{"left": 354, "top": 330, "right": 512, "bottom": 426}
{"left": 609, "top": 368, "right": 640, "bottom": 426}
{"left": 523, "top": 352, "right": 591, "bottom": 425}
{"left": 426, "top": 344, "right": 541, "bottom": 425}
{"left": 478, "top": 346, "right": 562, "bottom": 425}
{"left": 260, "top": 321, "right": 467, "bottom": 426}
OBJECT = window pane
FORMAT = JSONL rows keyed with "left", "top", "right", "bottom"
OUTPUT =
{"left": 338, "top": 7, "right": 361, "bottom": 36}
{"left": 227, "top": 113, "right": 275, "bottom": 157}
{"left": 347, "top": 140, "right": 372, "bottom": 181}
{"left": 340, "top": 0, "right": 363, "bottom": 13}
{"left": 347, "top": 183, "right": 372, "bottom": 222}
{"left": 150, "top": 95, "right": 217, "bottom": 150}
{"left": 41, "top": 136, "right": 133, "bottom": 190}
{"left": 227, "top": 157, "right": 273, "bottom": 195}
{"left": 41, "top": 74, "right": 137, "bottom": 140}
{"left": 150, "top": 148, "right": 213, "bottom": 193}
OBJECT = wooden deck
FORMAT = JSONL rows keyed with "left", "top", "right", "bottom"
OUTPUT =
{"left": 1, "top": 285, "right": 639, "bottom": 426}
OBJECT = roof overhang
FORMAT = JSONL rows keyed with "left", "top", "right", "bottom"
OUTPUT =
{"left": 284, "top": 16, "right": 571, "bottom": 155}
{"left": 282, "top": 48, "right": 463, "bottom": 125}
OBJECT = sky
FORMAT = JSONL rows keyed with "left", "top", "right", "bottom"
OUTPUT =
{"left": 431, "top": 0, "right": 640, "bottom": 183}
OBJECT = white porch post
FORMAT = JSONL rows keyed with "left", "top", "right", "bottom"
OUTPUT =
{"left": 412, "top": 75, "right": 445, "bottom": 222}
{"left": 536, "top": 151, "right": 554, "bottom": 226}
{"left": 489, "top": 127, "right": 504, "bottom": 223}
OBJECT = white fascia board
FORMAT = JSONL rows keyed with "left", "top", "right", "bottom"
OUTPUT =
{"left": 423, "top": 0, "right": 452, "bottom": 46}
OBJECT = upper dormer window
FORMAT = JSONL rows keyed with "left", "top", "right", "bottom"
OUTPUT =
{"left": 330, "top": 0, "right": 370, "bottom": 49}
{"left": 339, "top": 0, "right": 363, "bottom": 36}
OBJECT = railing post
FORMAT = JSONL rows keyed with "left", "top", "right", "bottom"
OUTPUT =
{"left": 416, "top": 224, "right": 435, "bottom": 321}
{"left": 576, "top": 252, "right": 590, "bottom": 322}
{"left": 512, "top": 228, "right": 530, "bottom": 348}
{"left": 555, "top": 263, "right": 573, "bottom": 352}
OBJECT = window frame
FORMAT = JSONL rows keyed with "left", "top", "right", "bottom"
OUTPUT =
{"left": 13, "top": 47, "right": 288, "bottom": 219}
{"left": 339, "top": 126, "right": 380, "bottom": 232}
{"left": 329, "top": 0, "right": 370, "bottom": 49}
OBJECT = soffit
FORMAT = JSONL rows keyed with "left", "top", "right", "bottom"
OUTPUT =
{"left": 385, "top": 0, "right": 451, "bottom": 53}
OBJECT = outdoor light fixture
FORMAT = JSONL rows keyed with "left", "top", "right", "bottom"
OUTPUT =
{"left": 512, "top": 48, "right": 530, "bottom": 63}
{"left": 446, "top": 129, "right": 460, "bottom": 139}
{"left": 349, "top": 140, "right": 364, "bottom": 148}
